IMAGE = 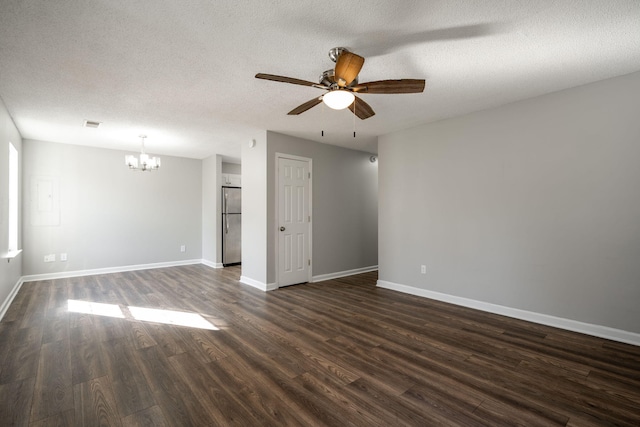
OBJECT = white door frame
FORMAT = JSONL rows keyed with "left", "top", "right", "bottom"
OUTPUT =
{"left": 275, "top": 153, "right": 312, "bottom": 287}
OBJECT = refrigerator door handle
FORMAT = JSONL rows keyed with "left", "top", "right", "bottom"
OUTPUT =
{"left": 223, "top": 191, "right": 229, "bottom": 234}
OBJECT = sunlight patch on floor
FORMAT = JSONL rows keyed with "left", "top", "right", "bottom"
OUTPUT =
{"left": 67, "top": 299, "right": 125, "bottom": 318}
{"left": 66, "top": 299, "right": 219, "bottom": 330}
{"left": 128, "top": 306, "right": 219, "bottom": 330}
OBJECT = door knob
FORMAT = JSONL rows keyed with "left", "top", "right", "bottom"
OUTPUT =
{"left": 280, "top": 226, "right": 286, "bottom": 231}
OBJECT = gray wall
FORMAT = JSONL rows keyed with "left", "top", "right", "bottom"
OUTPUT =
{"left": 266, "top": 131, "right": 378, "bottom": 284}
{"left": 22, "top": 140, "right": 203, "bottom": 275}
{"left": 379, "top": 70, "right": 640, "bottom": 334}
{"left": 0, "top": 97, "right": 22, "bottom": 312}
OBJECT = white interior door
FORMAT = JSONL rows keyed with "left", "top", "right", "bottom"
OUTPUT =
{"left": 277, "top": 156, "right": 311, "bottom": 287}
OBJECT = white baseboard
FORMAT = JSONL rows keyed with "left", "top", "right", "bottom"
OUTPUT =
{"left": 312, "top": 265, "right": 378, "bottom": 283}
{"left": 21, "top": 259, "right": 204, "bottom": 282}
{"left": 201, "top": 259, "right": 224, "bottom": 269}
{"left": 377, "top": 280, "right": 640, "bottom": 347}
{"left": 0, "top": 277, "right": 24, "bottom": 321}
{"left": 240, "top": 266, "right": 382, "bottom": 292}
{"left": 239, "top": 276, "right": 278, "bottom": 292}
{"left": 266, "top": 282, "right": 278, "bottom": 291}
{"left": 239, "top": 266, "right": 380, "bottom": 292}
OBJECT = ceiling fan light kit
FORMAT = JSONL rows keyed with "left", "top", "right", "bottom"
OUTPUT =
{"left": 255, "top": 47, "right": 425, "bottom": 121}
{"left": 322, "top": 90, "right": 355, "bottom": 110}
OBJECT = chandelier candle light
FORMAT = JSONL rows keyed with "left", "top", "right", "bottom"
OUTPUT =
{"left": 125, "top": 135, "right": 161, "bottom": 171}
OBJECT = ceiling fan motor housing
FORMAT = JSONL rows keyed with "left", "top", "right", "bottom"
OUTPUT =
{"left": 320, "top": 69, "right": 335, "bottom": 86}
{"left": 320, "top": 69, "right": 358, "bottom": 88}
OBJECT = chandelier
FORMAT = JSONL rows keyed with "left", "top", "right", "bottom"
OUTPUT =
{"left": 125, "top": 135, "right": 161, "bottom": 171}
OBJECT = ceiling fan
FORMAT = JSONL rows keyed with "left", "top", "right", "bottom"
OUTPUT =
{"left": 255, "top": 47, "right": 425, "bottom": 120}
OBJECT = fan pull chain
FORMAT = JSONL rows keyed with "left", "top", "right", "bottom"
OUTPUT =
{"left": 321, "top": 98, "right": 325, "bottom": 137}
{"left": 353, "top": 97, "right": 356, "bottom": 138}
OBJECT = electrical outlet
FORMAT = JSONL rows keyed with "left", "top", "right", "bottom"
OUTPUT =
{"left": 60, "top": 253, "right": 67, "bottom": 261}
{"left": 420, "top": 265, "right": 426, "bottom": 274}
{"left": 44, "top": 254, "right": 56, "bottom": 263}
{"left": 180, "top": 245, "right": 186, "bottom": 253}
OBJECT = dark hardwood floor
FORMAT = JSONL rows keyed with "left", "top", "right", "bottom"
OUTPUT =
{"left": 1, "top": 265, "right": 639, "bottom": 426}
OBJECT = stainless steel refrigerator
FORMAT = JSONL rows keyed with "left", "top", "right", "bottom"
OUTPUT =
{"left": 222, "top": 186, "right": 241, "bottom": 266}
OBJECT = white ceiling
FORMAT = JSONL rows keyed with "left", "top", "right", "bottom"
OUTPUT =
{"left": 1, "top": 1, "right": 639, "bottom": 162}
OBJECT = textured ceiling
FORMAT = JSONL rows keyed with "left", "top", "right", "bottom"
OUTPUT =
{"left": 1, "top": 1, "right": 640, "bottom": 161}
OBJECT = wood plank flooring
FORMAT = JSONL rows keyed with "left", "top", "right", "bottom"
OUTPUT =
{"left": 1, "top": 264, "right": 639, "bottom": 426}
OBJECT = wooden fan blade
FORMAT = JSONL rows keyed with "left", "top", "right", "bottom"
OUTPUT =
{"left": 352, "top": 79, "right": 425, "bottom": 94}
{"left": 334, "top": 52, "right": 365, "bottom": 87}
{"left": 288, "top": 97, "right": 323, "bottom": 115}
{"left": 255, "top": 73, "right": 319, "bottom": 87}
{"left": 348, "top": 95, "right": 375, "bottom": 120}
